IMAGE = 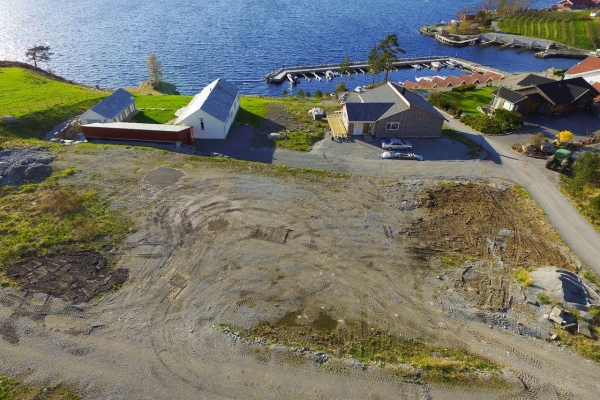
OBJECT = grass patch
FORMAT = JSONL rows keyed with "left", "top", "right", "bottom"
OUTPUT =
{"left": 274, "top": 131, "right": 323, "bottom": 152}
{"left": 583, "top": 270, "right": 600, "bottom": 287}
{"left": 555, "top": 328, "right": 600, "bottom": 363}
{"left": 513, "top": 268, "right": 532, "bottom": 287}
{"left": 441, "top": 127, "right": 481, "bottom": 158}
{"left": 432, "top": 86, "right": 496, "bottom": 115}
{"left": 513, "top": 184, "right": 532, "bottom": 199}
{"left": 0, "top": 375, "right": 81, "bottom": 400}
{"left": 439, "top": 253, "right": 476, "bottom": 269}
{"left": 131, "top": 94, "right": 192, "bottom": 124}
{"left": 230, "top": 321, "right": 504, "bottom": 386}
{"left": 538, "top": 293, "right": 551, "bottom": 305}
{"left": 0, "top": 177, "right": 130, "bottom": 271}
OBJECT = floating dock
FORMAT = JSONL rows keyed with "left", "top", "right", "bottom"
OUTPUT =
{"left": 264, "top": 56, "right": 453, "bottom": 83}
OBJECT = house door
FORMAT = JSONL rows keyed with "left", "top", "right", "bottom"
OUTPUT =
{"left": 363, "top": 123, "right": 372, "bottom": 134}
{"left": 352, "top": 123, "right": 363, "bottom": 136}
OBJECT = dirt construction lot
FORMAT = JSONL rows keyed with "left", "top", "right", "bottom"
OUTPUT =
{"left": 1, "top": 146, "right": 600, "bottom": 399}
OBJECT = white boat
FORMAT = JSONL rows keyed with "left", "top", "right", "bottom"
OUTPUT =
{"left": 312, "top": 72, "right": 322, "bottom": 81}
{"left": 287, "top": 73, "right": 299, "bottom": 84}
{"left": 325, "top": 70, "right": 334, "bottom": 80}
{"left": 411, "top": 64, "right": 422, "bottom": 70}
{"left": 431, "top": 61, "right": 442, "bottom": 69}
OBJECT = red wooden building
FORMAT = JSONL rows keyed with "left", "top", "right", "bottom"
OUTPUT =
{"left": 81, "top": 122, "right": 194, "bottom": 145}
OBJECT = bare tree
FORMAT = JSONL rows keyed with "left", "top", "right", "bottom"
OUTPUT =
{"left": 146, "top": 53, "right": 164, "bottom": 88}
{"left": 26, "top": 45, "right": 53, "bottom": 69}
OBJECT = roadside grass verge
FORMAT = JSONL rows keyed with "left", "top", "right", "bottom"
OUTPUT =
{"left": 498, "top": 11, "right": 600, "bottom": 50}
{"left": 0, "top": 169, "right": 130, "bottom": 274}
{"left": 555, "top": 328, "right": 600, "bottom": 363}
{"left": 441, "top": 127, "right": 482, "bottom": 158}
{"left": 229, "top": 321, "right": 505, "bottom": 386}
{"left": 0, "top": 375, "right": 82, "bottom": 400}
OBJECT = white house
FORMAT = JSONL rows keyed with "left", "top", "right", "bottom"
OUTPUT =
{"left": 174, "top": 78, "right": 240, "bottom": 139}
{"left": 80, "top": 88, "right": 137, "bottom": 125}
{"left": 564, "top": 55, "right": 600, "bottom": 85}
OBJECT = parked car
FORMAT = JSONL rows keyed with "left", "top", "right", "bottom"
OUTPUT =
{"left": 380, "top": 151, "right": 423, "bottom": 161}
{"left": 381, "top": 138, "right": 412, "bottom": 150}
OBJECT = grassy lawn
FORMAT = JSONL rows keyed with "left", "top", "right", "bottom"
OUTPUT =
{"left": 438, "top": 86, "right": 496, "bottom": 115}
{"left": 441, "top": 126, "right": 482, "bottom": 158}
{"left": 131, "top": 94, "right": 192, "bottom": 124}
{"left": 498, "top": 11, "right": 600, "bottom": 50}
{"left": 0, "top": 67, "right": 106, "bottom": 145}
{"left": 237, "top": 95, "right": 342, "bottom": 151}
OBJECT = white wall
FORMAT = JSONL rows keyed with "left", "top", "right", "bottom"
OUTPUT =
{"left": 564, "top": 70, "right": 600, "bottom": 85}
{"left": 80, "top": 109, "right": 111, "bottom": 125}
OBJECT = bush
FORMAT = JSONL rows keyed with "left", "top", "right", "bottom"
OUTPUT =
{"left": 556, "top": 130, "right": 574, "bottom": 143}
{"left": 451, "top": 83, "right": 477, "bottom": 92}
{"left": 567, "top": 151, "right": 600, "bottom": 194}
{"left": 530, "top": 132, "right": 545, "bottom": 148}
{"left": 334, "top": 82, "right": 348, "bottom": 94}
{"left": 513, "top": 268, "right": 532, "bottom": 287}
{"left": 296, "top": 89, "right": 305, "bottom": 97}
{"left": 494, "top": 108, "right": 523, "bottom": 131}
{"left": 314, "top": 90, "right": 323, "bottom": 98}
{"left": 460, "top": 114, "right": 503, "bottom": 134}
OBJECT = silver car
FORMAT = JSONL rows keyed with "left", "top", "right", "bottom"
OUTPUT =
{"left": 381, "top": 138, "right": 412, "bottom": 151}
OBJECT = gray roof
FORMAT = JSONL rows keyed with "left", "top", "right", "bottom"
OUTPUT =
{"left": 345, "top": 82, "right": 445, "bottom": 122}
{"left": 90, "top": 88, "right": 135, "bottom": 119}
{"left": 175, "top": 78, "right": 239, "bottom": 123}
{"left": 492, "top": 86, "right": 528, "bottom": 104}
{"left": 345, "top": 102, "right": 393, "bottom": 122}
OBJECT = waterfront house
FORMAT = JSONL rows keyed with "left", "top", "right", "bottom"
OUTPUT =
{"left": 489, "top": 75, "right": 599, "bottom": 116}
{"left": 174, "top": 78, "right": 240, "bottom": 139}
{"left": 80, "top": 88, "right": 137, "bottom": 125}
{"left": 341, "top": 82, "right": 446, "bottom": 138}
{"left": 555, "top": 0, "right": 600, "bottom": 10}
{"left": 564, "top": 55, "right": 600, "bottom": 84}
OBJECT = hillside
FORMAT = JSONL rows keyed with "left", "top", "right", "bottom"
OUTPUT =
{"left": 0, "top": 65, "right": 107, "bottom": 145}
{"left": 498, "top": 10, "right": 600, "bottom": 50}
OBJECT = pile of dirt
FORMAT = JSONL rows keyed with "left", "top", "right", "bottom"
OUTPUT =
{"left": 410, "top": 182, "right": 569, "bottom": 270}
{"left": 6, "top": 251, "right": 128, "bottom": 303}
{"left": 0, "top": 150, "right": 54, "bottom": 186}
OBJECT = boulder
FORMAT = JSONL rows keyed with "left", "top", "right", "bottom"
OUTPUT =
{"left": 522, "top": 144, "right": 536, "bottom": 153}
{"left": 540, "top": 142, "right": 556, "bottom": 153}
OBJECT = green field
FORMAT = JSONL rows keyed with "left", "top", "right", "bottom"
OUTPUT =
{"left": 498, "top": 11, "right": 600, "bottom": 50}
{"left": 0, "top": 67, "right": 106, "bottom": 145}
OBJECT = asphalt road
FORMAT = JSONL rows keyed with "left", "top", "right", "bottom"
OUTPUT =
{"left": 197, "top": 119, "right": 600, "bottom": 274}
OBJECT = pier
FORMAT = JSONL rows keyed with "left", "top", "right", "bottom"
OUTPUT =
{"left": 264, "top": 56, "right": 452, "bottom": 83}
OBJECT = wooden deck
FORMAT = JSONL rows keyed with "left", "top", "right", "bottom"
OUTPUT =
{"left": 327, "top": 112, "right": 348, "bottom": 139}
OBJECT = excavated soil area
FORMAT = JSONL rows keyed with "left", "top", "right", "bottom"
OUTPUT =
{"left": 6, "top": 251, "right": 128, "bottom": 303}
{"left": 1, "top": 148, "right": 599, "bottom": 400}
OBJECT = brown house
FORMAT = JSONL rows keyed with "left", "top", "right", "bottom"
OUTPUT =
{"left": 489, "top": 75, "right": 599, "bottom": 116}
{"left": 342, "top": 82, "right": 446, "bottom": 138}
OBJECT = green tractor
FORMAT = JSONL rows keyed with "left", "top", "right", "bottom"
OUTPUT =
{"left": 545, "top": 148, "right": 573, "bottom": 172}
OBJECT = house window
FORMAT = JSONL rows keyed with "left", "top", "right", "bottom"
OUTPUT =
{"left": 386, "top": 122, "right": 399, "bottom": 130}
{"left": 200, "top": 118, "right": 205, "bottom": 130}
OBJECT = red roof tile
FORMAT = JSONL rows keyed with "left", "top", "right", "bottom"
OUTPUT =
{"left": 566, "top": 56, "right": 600, "bottom": 75}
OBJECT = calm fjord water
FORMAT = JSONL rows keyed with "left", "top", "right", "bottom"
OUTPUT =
{"left": 0, "top": 0, "right": 575, "bottom": 96}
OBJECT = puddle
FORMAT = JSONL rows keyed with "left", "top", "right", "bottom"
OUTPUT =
{"left": 143, "top": 167, "right": 184, "bottom": 187}
{"left": 276, "top": 310, "right": 302, "bottom": 327}
{"left": 312, "top": 312, "right": 338, "bottom": 332}
{"left": 208, "top": 218, "right": 229, "bottom": 231}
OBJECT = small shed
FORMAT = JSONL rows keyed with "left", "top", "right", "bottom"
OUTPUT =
{"left": 81, "top": 122, "right": 194, "bottom": 145}
{"left": 80, "top": 89, "right": 137, "bottom": 125}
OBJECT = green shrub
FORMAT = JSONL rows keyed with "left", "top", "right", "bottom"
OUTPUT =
{"left": 538, "top": 293, "right": 551, "bottom": 305}
{"left": 296, "top": 89, "right": 305, "bottom": 97}
{"left": 451, "top": 84, "right": 477, "bottom": 92}
{"left": 314, "top": 90, "right": 323, "bottom": 98}
{"left": 513, "top": 268, "right": 532, "bottom": 287}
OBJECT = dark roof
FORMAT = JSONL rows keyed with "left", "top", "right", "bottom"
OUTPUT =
{"left": 175, "top": 78, "right": 239, "bottom": 123}
{"left": 345, "top": 102, "right": 394, "bottom": 122}
{"left": 535, "top": 78, "right": 597, "bottom": 105}
{"left": 517, "top": 74, "right": 554, "bottom": 87}
{"left": 492, "top": 87, "right": 528, "bottom": 104}
{"left": 90, "top": 88, "right": 135, "bottom": 119}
